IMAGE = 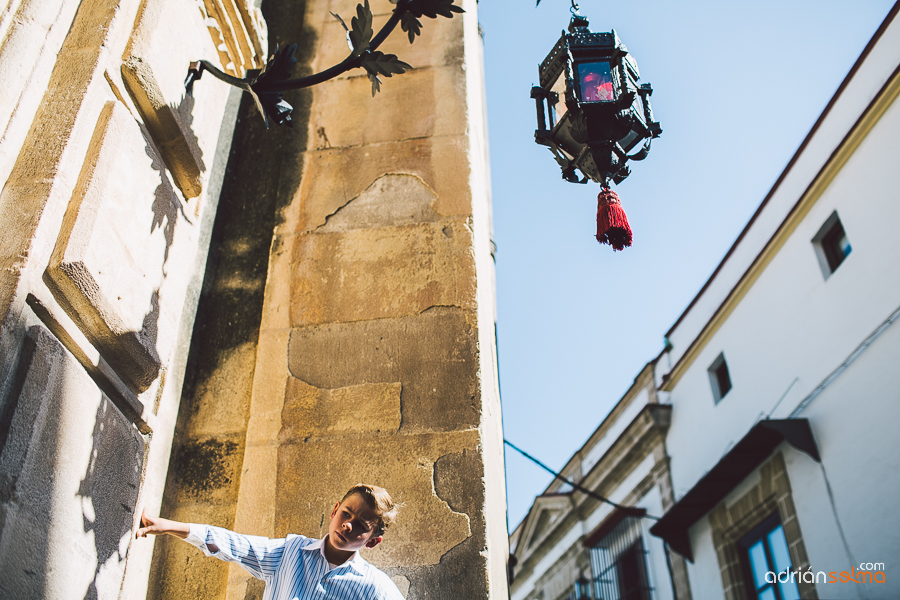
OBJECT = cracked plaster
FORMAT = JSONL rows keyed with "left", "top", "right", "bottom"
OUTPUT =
{"left": 287, "top": 307, "right": 480, "bottom": 433}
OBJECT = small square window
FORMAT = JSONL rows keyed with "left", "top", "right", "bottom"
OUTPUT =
{"left": 812, "top": 212, "right": 851, "bottom": 277}
{"left": 708, "top": 353, "right": 732, "bottom": 403}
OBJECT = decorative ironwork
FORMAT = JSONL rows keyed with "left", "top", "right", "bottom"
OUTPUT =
{"left": 530, "top": 5, "right": 662, "bottom": 250}
{"left": 531, "top": 11, "right": 661, "bottom": 187}
{"left": 185, "top": 0, "right": 464, "bottom": 127}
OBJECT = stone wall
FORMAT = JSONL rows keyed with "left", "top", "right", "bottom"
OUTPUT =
{"left": 154, "top": 0, "right": 508, "bottom": 599}
{"left": 0, "top": 0, "right": 263, "bottom": 597}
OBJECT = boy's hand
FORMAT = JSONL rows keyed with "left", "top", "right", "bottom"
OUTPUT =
{"left": 135, "top": 508, "right": 190, "bottom": 539}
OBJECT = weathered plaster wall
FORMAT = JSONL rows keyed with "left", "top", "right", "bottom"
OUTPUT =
{"left": 235, "top": 0, "right": 507, "bottom": 595}
{"left": 154, "top": 0, "right": 507, "bottom": 599}
{"left": 147, "top": 1, "right": 315, "bottom": 592}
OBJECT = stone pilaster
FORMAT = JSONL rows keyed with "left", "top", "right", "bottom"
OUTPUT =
{"left": 225, "top": 0, "right": 507, "bottom": 598}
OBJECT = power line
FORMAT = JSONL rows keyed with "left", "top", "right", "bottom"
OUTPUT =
{"left": 503, "top": 438, "right": 660, "bottom": 520}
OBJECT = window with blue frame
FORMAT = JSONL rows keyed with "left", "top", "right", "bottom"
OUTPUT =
{"left": 739, "top": 514, "right": 800, "bottom": 600}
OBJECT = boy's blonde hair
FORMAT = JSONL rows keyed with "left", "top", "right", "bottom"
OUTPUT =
{"left": 342, "top": 483, "right": 401, "bottom": 536}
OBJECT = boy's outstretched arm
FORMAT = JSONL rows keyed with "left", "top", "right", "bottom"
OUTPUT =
{"left": 135, "top": 508, "right": 189, "bottom": 539}
{"left": 135, "top": 508, "right": 220, "bottom": 552}
{"left": 135, "top": 507, "right": 283, "bottom": 580}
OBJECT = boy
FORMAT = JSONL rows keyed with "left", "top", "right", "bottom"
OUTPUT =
{"left": 136, "top": 483, "right": 405, "bottom": 600}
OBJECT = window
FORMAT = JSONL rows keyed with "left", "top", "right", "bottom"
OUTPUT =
{"left": 589, "top": 516, "right": 651, "bottom": 600}
{"left": 739, "top": 514, "right": 800, "bottom": 600}
{"left": 708, "top": 353, "right": 732, "bottom": 403}
{"left": 812, "top": 211, "right": 851, "bottom": 277}
{"left": 577, "top": 61, "right": 615, "bottom": 102}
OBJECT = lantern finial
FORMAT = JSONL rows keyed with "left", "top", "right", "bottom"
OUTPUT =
{"left": 568, "top": 13, "right": 590, "bottom": 32}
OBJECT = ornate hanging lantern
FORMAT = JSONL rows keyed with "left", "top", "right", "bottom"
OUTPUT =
{"left": 531, "top": 7, "right": 661, "bottom": 250}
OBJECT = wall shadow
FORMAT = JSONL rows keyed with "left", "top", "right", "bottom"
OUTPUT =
{"left": 77, "top": 397, "right": 143, "bottom": 600}
{"left": 149, "top": 0, "right": 317, "bottom": 596}
{"left": 0, "top": 333, "right": 50, "bottom": 600}
{"left": 0, "top": 327, "right": 142, "bottom": 599}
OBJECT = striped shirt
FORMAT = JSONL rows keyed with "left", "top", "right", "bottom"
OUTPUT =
{"left": 185, "top": 524, "right": 405, "bottom": 600}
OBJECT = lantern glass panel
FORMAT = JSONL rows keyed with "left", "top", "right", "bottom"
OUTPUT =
{"left": 577, "top": 61, "right": 615, "bottom": 102}
{"left": 550, "top": 73, "right": 568, "bottom": 124}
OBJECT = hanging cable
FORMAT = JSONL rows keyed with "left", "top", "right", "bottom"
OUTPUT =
{"left": 504, "top": 438, "right": 660, "bottom": 520}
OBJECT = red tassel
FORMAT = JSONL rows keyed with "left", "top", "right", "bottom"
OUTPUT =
{"left": 596, "top": 188, "right": 632, "bottom": 251}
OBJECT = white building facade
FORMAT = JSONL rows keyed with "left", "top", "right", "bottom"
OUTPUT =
{"left": 510, "top": 4, "right": 900, "bottom": 600}
{"left": 654, "top": 4, "right": 900, "bottom": 599}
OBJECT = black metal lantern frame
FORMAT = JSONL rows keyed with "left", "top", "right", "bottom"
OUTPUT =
{"left": 531, "top": 12, "right": 661, "bottom": 187}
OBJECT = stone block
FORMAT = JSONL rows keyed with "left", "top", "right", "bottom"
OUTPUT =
{"left": 290, "top": 221, "right": 475, "bottom": 324}
{"left": 290, "top": 135, "right": 472, "bottom": 233}
{"left": 0, "top": 326, "right": 144, "bottom": 600}
{"left": 309, "top": 0, "right": 394, "bottom": 32}
{"left": 328, "top": 0, "right": 395, "bottom": 16}
{"left": 274, "top": 429, "right": 478, "bottom": 567}
{"left": 263, "top": 164, "right": 475, "bottom": 329}
{"left": 170, "top": 434, "right": 245, "bottom": 506}
{"left": 230, "top": 444, "right": 279, "bottom": 537}
{"left": 180, "top": 341, "right": 259, "bottom": 438}
{"left": 122, "top": 0, "right": 222, "bottom": 198}
{"left": 288, "top": 307, "right": 480, "bottom": 433}
{"left": 280, "top": 378, "right": 402, "bottom": 440}
{"left": 46, "top": 101, "right": 180, "bottom": 392}
{"left": 0, "top": 0, "right": 121, "bottom": 330}
{"left": 201, "top": 0, "right": 260, "bottom": 74}
{"left": 781, "top": 515, "right": 801, "bottom": 547}
{"left": 319, "top": 172, "right": 442, "bottom": 231}
{"left": 0, "top": 0, "right": 78, "bottom": 150}
{"left": 286, "top": 176, "right": 476, "bottom": 325}
{"left": 311, "top": 65, "right": 466, "bottom": 148}
{"left": 245, "top": 329, "right": 292, "bottom": 442}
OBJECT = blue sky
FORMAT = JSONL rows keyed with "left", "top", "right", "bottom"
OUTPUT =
{"left": 478, "top": 0, "right": 897, "bottom": 531}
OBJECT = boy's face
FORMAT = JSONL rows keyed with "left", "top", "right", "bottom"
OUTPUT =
{"left": 328, "top": 493, "right": 383, "bottom": 553}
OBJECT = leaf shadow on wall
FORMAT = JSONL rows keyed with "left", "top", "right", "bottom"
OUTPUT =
{"left": 76, "top": 397, "right": 143, "bottom": 600}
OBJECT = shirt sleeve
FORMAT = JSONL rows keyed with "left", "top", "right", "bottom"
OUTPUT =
{"left": 184, "top": 523, "right": 286, "bottom": 581}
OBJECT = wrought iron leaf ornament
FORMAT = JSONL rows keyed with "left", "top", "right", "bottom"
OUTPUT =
{"left": 331, "top": 12, "right": 354, "bottom": 52}
{"left": 399, "top": 11, "right": 423, "bottom": 43}
{"left": 361, "top": 51, "right": 413, "bottom": 95}
{"left": 186, "top": 0, "right": 464, "bottom": 128}
{"left": 391, "top": 0, "right": 464, "bottom": 40}
{"left": 402, "top": 0, "right": 464, "bottom": 19}
{"left": 253, "top": 44, "right": 299, "bottom": 127}
{"left": 350, "top": 0, "right": 375, "bottom": 55}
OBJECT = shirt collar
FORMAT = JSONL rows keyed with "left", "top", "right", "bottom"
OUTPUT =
{"left": 304, "top": 537, "right": 366, "bottom": 572}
